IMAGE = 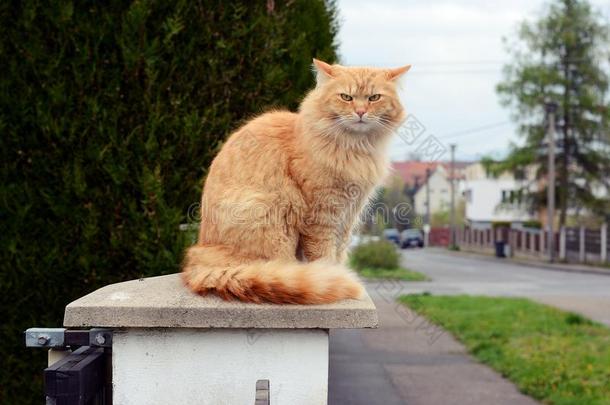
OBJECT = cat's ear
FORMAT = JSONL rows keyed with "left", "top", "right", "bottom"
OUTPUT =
{"left": 387, "top": 65, "right": 412, "bottom": 81}
{"left": 312, "top": 58, "right": 334, "bottom": 86}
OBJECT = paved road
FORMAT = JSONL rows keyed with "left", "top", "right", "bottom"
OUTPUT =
{"left": 328, "top": 248, "right": 610, "bottom": 405}
{"left": 398, "top": 248, "right": 610, "bottom": 325}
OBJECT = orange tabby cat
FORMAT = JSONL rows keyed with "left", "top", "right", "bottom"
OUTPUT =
{"left": 182, "top": 59, "right": 410, "bottom": 304}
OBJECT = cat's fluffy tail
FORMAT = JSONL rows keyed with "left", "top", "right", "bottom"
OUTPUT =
{"left": 182, "top": 244, "right": 364, "bottom": 304}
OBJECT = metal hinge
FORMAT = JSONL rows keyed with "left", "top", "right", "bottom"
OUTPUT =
{"left": 25, "top": 328, "right": 113, "bottom": 348}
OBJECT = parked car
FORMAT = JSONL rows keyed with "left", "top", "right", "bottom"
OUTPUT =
{"left": 383, "top": 228, "right": 400, "bottom": 245}
{"left": 349, "top": 234, "right": 380, "bottom": 249}
{"left": 400, "top": 228, "right": 424, "bottom": 248}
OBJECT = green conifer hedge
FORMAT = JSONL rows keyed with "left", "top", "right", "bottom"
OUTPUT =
{"left": 0, "top": 1, "right": 338, "bottom": 402}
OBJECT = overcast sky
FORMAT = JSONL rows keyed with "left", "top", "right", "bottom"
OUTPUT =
{"left": 335, "top": 0, "right": 610, "bottom": 162}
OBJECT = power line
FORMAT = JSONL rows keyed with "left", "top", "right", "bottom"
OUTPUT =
{"left": 390, "top": 120, "right": 514, "bottom": 155}
{"left": 404, "top": 57, "right": 607, "bottom": 75}
{"left": 410, "top": 60, "right": 507, "bottom": 66}
{"left": 439, "top": 121, "right": 512, "bottom": 139}
{"left": 409, "top": 68, "right": 502, "bottom": 75}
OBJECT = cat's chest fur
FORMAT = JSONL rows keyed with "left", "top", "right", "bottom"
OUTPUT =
{"left": 293, "top": 150, "right": 387, "bottom": 217}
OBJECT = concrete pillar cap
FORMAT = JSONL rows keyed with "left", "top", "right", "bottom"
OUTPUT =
{"left": 63, "top": 274, "right": 378, "bottom": 329}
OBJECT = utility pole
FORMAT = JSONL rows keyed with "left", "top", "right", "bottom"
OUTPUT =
{"left": 449, "top": 144, "right": 456, "bottom": 247}
{"left": 545, "top": 101, "right": 558, "bottom": 263}
{"left": 425, "top": 167, "right": 431, "bottom": 247}
{"left": 425, "top": 168, "right": 431, "bottom": 225}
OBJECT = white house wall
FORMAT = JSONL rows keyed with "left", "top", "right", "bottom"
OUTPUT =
{"left": 414, "top": 169, "right": 460, "bottom": 215}
{"left": 463, "top": 179, "right": 533, "bottom": 224}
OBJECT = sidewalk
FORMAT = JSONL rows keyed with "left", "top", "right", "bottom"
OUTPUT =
{"left": 451, "top": 248, "right": 610, "bottom": 276}
{"left": 328, "top": 283, "right": 539, "bottom": 405}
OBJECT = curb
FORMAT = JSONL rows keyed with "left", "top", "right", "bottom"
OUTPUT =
{"left": 440, "top": 248, "right": 610, "bottom": 277}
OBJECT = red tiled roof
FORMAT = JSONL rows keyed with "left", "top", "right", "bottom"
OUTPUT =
{"left": 440, "top": 161, "right": 469, "bottom": 181}
{"left": 440, "top": 161, "right": 470, "bottom": 171}
{"left": 390, "top": 161, "right": 438, "bottom": 187}
{"left": 391, "top": 161, "right": 471, "bottom": 186}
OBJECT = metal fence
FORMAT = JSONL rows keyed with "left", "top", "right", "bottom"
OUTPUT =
{"left": 458, "top": 224, "right": 609, "bottom": 265}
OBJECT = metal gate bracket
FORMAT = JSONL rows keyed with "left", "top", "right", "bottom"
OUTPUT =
{"left": 25, "top": 328, "right": 113, "bottom": 348}
{"left": 25, "top": 328, "right": 66, "bottom": 347}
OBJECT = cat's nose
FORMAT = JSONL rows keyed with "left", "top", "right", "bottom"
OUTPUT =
{"left": 356, "top": 109, "right": 366, "bottom": 118}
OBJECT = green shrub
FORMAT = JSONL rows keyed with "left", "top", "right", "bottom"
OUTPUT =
{"left": 350, "top": 240, "right": 400, "bottom": 270}
{"left": 0, "top": 1, "right": 338, "bottom": 403}
{"left": 523, "top": 220, "right": 542, "bottom": 229}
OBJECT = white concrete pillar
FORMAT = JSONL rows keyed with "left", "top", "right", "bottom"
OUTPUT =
{"left": 601, "top": 224, "right": 607, "bottom": 263}
{"left": 559, "top": 227, "right": 566, "bottom": 260}
{"left": 540, "top": 230, "right": 545, "bottom": 257}
{"left": 113, "top": 329, "right": 328, "bottom": 405}
{"left": 63, "top": 274, "right": 378, "bottom": 405}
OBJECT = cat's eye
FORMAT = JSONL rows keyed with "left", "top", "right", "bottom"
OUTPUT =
{"left": 340, "top": 93, "right": 353, "bottom": 101}
{"left": 368, "top": 94, "right": 381, "bottom": 102}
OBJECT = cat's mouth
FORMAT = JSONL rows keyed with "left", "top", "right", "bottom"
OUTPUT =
{"left": 346, "top": 120, "right": 373, "bottom": 133}
{"left": 328, "top": 115, "right": 375, "bottom": 133}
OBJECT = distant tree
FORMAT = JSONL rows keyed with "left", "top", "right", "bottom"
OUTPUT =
{"left": 490, "top": 0, "right": 610, "bottom": 226}
{"left": 380, "top": 176, "right": 414, "bottom": 231}
{"left": 430, "top": 200, "right": 465, "bottom": 228}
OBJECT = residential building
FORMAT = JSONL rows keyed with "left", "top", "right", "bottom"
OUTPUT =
{"left": 390, "top": 161, "right": 437, "bottom": 192}
{"left": 389, "top": 160, "right": 470, "bottom": 221}
{"left": 461, "top": 162, "right": 535, "bottom": 228}
{"left": 413, "top": 165, "right": 455, "bottom": 215}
